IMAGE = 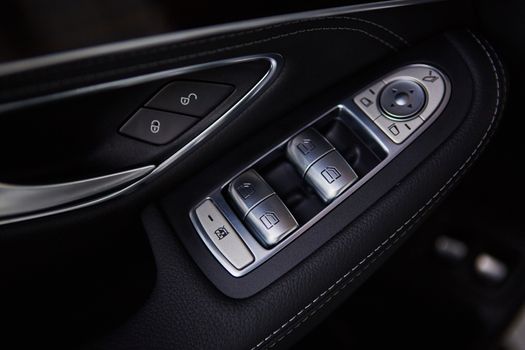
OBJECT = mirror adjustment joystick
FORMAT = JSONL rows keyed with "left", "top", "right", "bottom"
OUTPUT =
{"left": 379, "top": 80, "right": 426, "bottom": 120}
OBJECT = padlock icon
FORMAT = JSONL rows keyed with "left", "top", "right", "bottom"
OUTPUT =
{"left": 150, "top": 119, "right": 161, "bottom": 134}
{"left": 180, "top": 92, "right": 198, "bottom": 106}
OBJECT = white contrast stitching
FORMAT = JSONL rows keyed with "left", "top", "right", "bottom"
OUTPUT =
{"left": 251, "top": 30, "right": 505, "bottom": 350}
{"left": 152, "top": 16, "right": 409, "bottom": 51}
{"left": 176, "top": 16, "right": 409, "bottom": 48}
{"left": 2, "top": 26, "right": 398, "bottom": 99}
{"left": 342, "top": 17, "right": 409, "bottom": 44}
{"left": 8, "top": 16, "right": 408, "bottom": 72}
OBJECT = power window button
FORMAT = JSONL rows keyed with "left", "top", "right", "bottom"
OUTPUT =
{"left": 286, "top": 128, "right": 334, "bottom": 176}
{"left": 228, "top": 170, "right": 275, "bottom": 218}
{"left": 305, "top": 150, "right": 358, "bottom": 202}
{"left": 245, "top": 195, "right": 298, "bottom": 248}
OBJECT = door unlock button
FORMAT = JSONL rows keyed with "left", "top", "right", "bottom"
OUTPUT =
{"left": 146, "top": 80, "right": 234, "bottom": 117}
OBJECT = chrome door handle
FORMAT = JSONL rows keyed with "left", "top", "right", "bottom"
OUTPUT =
{"left": 0, "top": 165, "right": 153, "bottom": 219}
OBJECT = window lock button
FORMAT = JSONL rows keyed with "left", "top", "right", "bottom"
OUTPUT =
{"left": 194, "top": 200, "right": 254, "bottom": 270}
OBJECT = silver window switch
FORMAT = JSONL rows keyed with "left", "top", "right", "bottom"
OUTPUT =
{"left": 228, "top": 169, "right": 275, "bottom": 218}
{"left": 287, "top": 128, "right": 334, "bottom": 176}
{"left": 245, "top": 194, "right": 298, "bottom": 248}
{"left": 305, "top": 150, "right": 358, "bottom": 202}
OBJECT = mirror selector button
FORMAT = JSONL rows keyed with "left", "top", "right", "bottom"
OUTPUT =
{"left": 146, "top": 81, "right": 234, "bottom": 117}
{"left": 228, "top": 170, "right": 275, "bottom": 218}
{"left": 287, "top": 128, "right": 334, "bottom": 176}
{"left": 120, "top": 108, "right": 198, "bottom": 145}
{"left": 375, "top": 115, "right": 424, "bottom": 144}
{"left": 245, "top": 194, "right": 299, "bottom": 248}
{"left": 305, "top": 151, "right": 358, "bottom": 203}
{"left": 352, "top": 80, "right": 386, "bottom": 120}
{"left": 195, "top": 200, "right": 254, "bottom": 270}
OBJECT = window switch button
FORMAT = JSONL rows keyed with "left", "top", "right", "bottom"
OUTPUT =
{"left": 286, "top": 128, "right": 334, "bottom": 176}
{"left": 228, "top": 170, "right": 275, "bottom": 219}
{"left": 245, "top": 194, "right": 298, "bottom": 248}
{"left": 305, "top": 150, "right": 358, "bottom": 202}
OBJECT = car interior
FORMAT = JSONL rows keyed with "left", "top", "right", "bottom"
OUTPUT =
{"left": 1, "top": 0, "right": 525, "bottom": 349}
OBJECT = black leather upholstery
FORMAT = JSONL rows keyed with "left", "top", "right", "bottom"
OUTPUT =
{"left": 82, "top": 29, "right": 506, "bottom": 350}
{"left": 0, "top": 3, "right": 504, "bottom": 349}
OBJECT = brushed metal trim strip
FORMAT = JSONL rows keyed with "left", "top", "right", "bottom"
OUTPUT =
{"left": 0, "top": 166, "right": 154, "bottom": 218}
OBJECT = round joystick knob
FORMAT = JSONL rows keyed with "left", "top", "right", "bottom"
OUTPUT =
{"left": 379, "top": 80, "right": 426, "bottom": 120}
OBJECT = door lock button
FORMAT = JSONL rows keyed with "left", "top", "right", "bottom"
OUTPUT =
{"left": 119, "top": 108, "right": 198, "bottom": 145}
{"left": 245, "top": 194, "right": 299, "bottom": 248}
{"left": 305, "top": 150, "right": 358, "bottom": 202}
{"left": 228, "top": 170, "right": 275, "bottom": 218}
{"left": 287, "top": 128, "right": 334, "bottom": 176}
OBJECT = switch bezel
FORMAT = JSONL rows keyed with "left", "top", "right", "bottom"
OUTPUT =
{"left": 189, "top": 64, "right": 451, "bottom": 277}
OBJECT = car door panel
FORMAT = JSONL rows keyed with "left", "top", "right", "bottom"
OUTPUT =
{"left": 0, "top": 1, "right": 509, "bottom": 349}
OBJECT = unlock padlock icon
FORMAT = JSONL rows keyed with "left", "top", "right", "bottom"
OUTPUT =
{"left": 150, "top": 119, "right": 161, "bottom": 134}
{"left": 180, "top": 92, "right": 198, "bottom": 106}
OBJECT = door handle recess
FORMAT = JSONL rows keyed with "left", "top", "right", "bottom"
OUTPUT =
{"left": 0, "top": 55, "right": 280, "bottom": 226}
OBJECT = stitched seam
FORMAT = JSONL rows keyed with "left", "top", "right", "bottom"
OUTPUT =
{"left": 250, "top": 30, "right": 505, "bottom": 350}
{"left": 2, "top": 26, "right": 397, "bottom": 99}
{"left": 259, "top": 31, "right": 506, "bottom": 349}
{"left": 342, "top": 17, "right": 409, "bottom": 45}
{"left": 145, "top": 16, "right": 409, "bottom": 52}
{"left": 2, "top": 15, "right": 408, "bottom": 84}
